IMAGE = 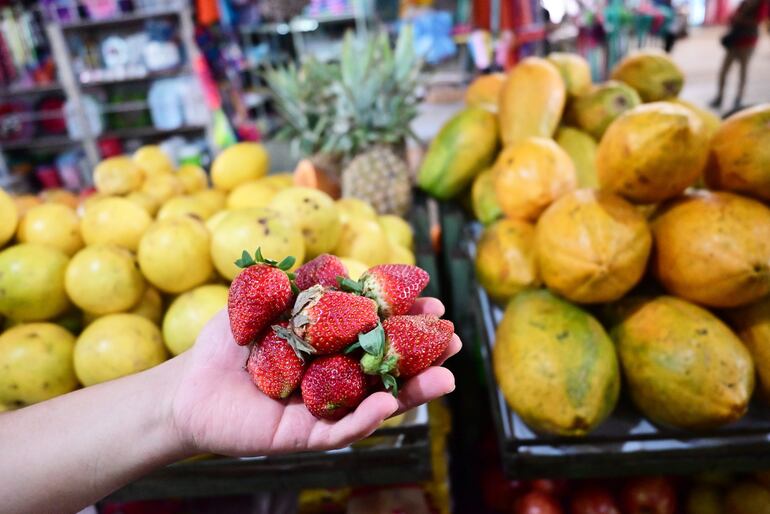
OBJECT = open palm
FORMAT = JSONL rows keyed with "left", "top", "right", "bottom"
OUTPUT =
{"left": 168, "top": 297, "right": 460, "bottom": 457}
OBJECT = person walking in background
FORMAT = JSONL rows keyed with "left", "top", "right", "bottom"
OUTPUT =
{"left": 710, "top": 0, "right": 769, "bottom": 112}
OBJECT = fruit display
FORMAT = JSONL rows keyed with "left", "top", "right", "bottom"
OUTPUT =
{"left": 228, "top": 251, "right": 452, "bottom": 420}
{"left": 0, "top": 139, "right": 420, "bottom": 410}
{"left": 422, "top": 49, "right": 770, "bottom": 438}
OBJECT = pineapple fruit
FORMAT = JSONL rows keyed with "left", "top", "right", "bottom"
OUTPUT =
{"left": 265, "top": 28, "right": 421, "bottom": 216}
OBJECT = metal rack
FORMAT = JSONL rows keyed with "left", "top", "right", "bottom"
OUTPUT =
{"left": 456, "top": 217, "right": 770, "bottom": 479}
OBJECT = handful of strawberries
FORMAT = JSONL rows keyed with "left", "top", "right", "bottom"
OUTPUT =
{"left": 228, "top": 249, "right": 455, "bottom": 420}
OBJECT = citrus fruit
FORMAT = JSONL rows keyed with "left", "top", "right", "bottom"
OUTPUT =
{"left": 0, "top": 244, "right": 70, "bottom": 321}
{"left": 211, "top": 142, "right": 269, "bottom": 191}
{"left": 16, "top": 203, "right": 83, "bottom": 256}
{"left": 94, "top": 156, "right": 144, "bottom": 195}
{"left": 80, "top": 197, "right": 151, "bottom": 252}
{"left": 162, "top": 284, "right": 228, "bottom": 355}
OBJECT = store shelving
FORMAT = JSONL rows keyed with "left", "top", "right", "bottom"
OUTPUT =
{"left": 58, "top": 8, "right": 180, "bottom": 31}
{"left": 0, "top": 82, "right": 63, "bottom": 98}
{"left": 79, "top": 66, "right": 191, "bottom": 88}
{"left": 0, "top": 135, "right": 78, "bottom": 151}
{"left": 455, "top": 217, "right": 770, "bottom": 480}
{"left": 100, "top": 125, "right": 206, "bottom": 140}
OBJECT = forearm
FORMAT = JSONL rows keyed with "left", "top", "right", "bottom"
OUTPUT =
{"left": 0, "top": 355, "right": 190, "bottom": 514}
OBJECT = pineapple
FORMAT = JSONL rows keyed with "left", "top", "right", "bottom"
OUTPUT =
{"left": 342, "top": 146, "right": 412, "bottom": 216}
{"left": 265, "top": 28, "right": 421, "bottom": 214}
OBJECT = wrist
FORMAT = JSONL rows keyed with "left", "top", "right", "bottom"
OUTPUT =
{"left": 150, "top": 354, "right": 195, "bottom": 461}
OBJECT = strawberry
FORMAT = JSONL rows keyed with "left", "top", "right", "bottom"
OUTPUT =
{"left": 339, "top": 264, "right": 429, "bottom": 318}
{"left": 301, "top": 354, "right": 367, "bottom": 420}
{"left": 227, "top": 249, "right": 297, "bottom": 346}
{"left": 352, "top": 314, "right": 454, "bottom": 393}
{"left": 246, "top": 322, "right": 306, "bottom": 399}
{"left": 276, "top": 285, "right": 379, "bottom": 355}
{"left": 294, "top": 254, "right": 348, "bottom": 291}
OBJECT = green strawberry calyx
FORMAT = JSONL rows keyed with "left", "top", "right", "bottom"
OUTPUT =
{"left": 346, "top": 324, "right": 400, "bottom": 397}
{"left": 273, "top": 324, "right": 316, "bottom": 361}
{"left": 235, "top": 247, "right": 299, "bottom": 294}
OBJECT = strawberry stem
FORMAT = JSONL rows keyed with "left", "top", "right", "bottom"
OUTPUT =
{"left": 338, "top": 276, "right": 363, "bottom": 294}
{"left": 361, "top": 353, "right": 383, "bottom": 375}
{"left": 382, "top": 374, "right": 398, "bottom": 397}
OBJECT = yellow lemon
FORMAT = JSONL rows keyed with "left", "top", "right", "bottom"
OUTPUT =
{"left": 157, "top": 195, "right": 210, "bottom": 221}
{"left": 339, "top": 258, "right": 368, "bottom": 281}
{"left": 227, "top": 176, "right": 289, "bottom": 209}
{"left": 0, "top": 323, "right": 78, "bottom": 405}
{"left": 0, "top": 188, "right": 19, "bottom": 246}
{"left": 333, "top": 217, "right": 390, "bottom": 267}
{"left": 77, "top": 192, "right": 110, "bottom": 217}
{"left": 129, "top": 286, "right": 163, "bottom": 324}
{"left": 138, "top": 216, "right": 212, "bottom": 293}
{"left": 65, "top": 245, "right": 145, "bottom": 315}
{"left": 162, "top": 284, "right": 228, "bottom": 355}
{"left": 40, "top": 188, "right": 79, "bottom": 209}
{"left": 133, "top": 145, "right": 174, "bottom": 176}
{"left": 211, "top": 208, "right": 304, "bottom": 280}
{"left": 378, "top": 215, "right": 414, "bottom": 250}
{"left": 0, "top": 244, "right": 70, "bottom": 321}
{"left": 211, "top": 142, "right": 269, "bottom": 191}
{"left": 94, "top": 156, "right": 144, "bottom": 195}
{"left": 269, "top": 187, "right": 341, "bottom": 258}
{"left": 141, "top": 173, "right": 185, "bottom": 204}
{"left": 176, "top": 164, "right": 208, "bottom": 193}
{"left": 16, "top": 203, "right": 82, "bottom": 256}
{"left": 80, "top": 197, "right": 151, "bottom": 251}
{"left": 125, "top": 191, "right": 161, "bottom": 217}
{"left": 193, "top": 189, "right": 227, "bottom": 217}
{"left": 337, "top": 198, "right": 377, "bottom": 223}
{"left": 13, "top": 194, "right": 43, "bottom": 217}
{"left": 74, "top": 314, "right": 167, "bottom": 386}
{"left": 389, "top": 243, "right": 416, "bottom": 265}
{"left": 205, "top": 210, "right": 230, "bottom": 233}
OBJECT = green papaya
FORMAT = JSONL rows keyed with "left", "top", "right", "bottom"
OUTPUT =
{"left": 471, "top": 167, "right": 503, "bottom": 225}
{"left": 566, "top": 81, "right": 641, "bottom": 140}
{"left": 418, "top": 107, "right": 499, "bottom": 200}
{"left": 493, "top": 289, "right": 620, "bottom": 436}
{"left": 555, "top": 127, "right": 598, "bottom": 188}
{"left": 610, "top": 295, "right": 754, "bottom": 430}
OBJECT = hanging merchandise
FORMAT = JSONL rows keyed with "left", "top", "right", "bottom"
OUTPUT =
{"left": 64, "top": 94, "right": 103, "bottom": 139}
{"left": 407, "top": 9, "right": 458, "bottom": 64}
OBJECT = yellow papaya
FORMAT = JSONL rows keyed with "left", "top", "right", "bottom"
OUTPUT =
{"left": 610, "top": 49, "right": 684, "bottom": 102}
{"left": 609, "top": 295, "right": 754, "bottom": 430}
{"left": 493, "top": 289, "right": 620, "bottom": 436}
{"left": 652, "top": 191, "right": 770, "bottom": 308}
{"left": 471, "top": 168, "right": 503, "bottom": 225}
{"left": 726, "top": 296, "right": 770, "bottom": 403}
{"left": 498, "top": 57, "right": 566, "bottom": 146}
{"left": 547, "top": 52, "right": 592, "bottom": 96}
{"left": 494, "top": 137, "right": 577, "bottom": 221}
{"left": 705, "top": 103, "right": 770, "bottom": 201}
{"left": 465, "top": 73, "right": 506, "bottom": 113}
{"left": 567, "top": 81, "right": 641, "bottom": 140}
{"left": 475, "top": 218, "right": 539, "bottom": 303}
{"left": 597, "top": 102, "right": 709, "bottom": 203}
{"left": 669, "top": 98, "right": 721, "bottom": 140}
{"left": 535, "top": 189, "right": 652, "bottom": 304}
{"left": 417, "top": 107, "right": 499, "bottom": 200}
{"left": 555, "top": 127, "right": 598, "bottom": 188}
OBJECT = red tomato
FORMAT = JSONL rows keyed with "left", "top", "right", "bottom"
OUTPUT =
{"left": 570, "top": 486, "right": 621, "bottom": 514}
{"left": 483, "top": 467, "right": 525, "bottom": 511}
{"left": 514, "top": 490, "right": 564, "bottom": 514}
{"left": 530, "top": 479, "right": 570, "bottom": 497}
{"left": 620, "top": 477, "right": 677, "bottom": 514}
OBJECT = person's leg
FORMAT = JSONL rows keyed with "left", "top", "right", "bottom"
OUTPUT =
{"left": 711, "top": 49, "right": 735, "bottom": 109}
{"left": 733, "top": 46, "right": 754, "bottom": 109}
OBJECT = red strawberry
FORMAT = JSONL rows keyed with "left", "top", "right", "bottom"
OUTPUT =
{"left": 357, "top": 314, "right": 454, "bottom": 388}
{"left": 246, "top": 322, "right": 306, "bottom": 399}
{"left": 340, "top": 264, "right": 429, "bottom": 318}
{"left": 294, "top": 254, "right": 348, "bottom": 291}
{"left": 301, "top": 354, "right": 367, "bottom": 420}
{"left": 227, "top": 249, "right": 296, "bottom": 346}
{"left": 277, "top": 285, "right": 379, "bottom": 355}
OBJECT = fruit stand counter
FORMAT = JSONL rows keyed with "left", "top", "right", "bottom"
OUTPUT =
{"left": 106, "top": 406, "right": 431, "bottom": 501}
{"left": 453, "top": 216, "right": 770, "bottom": 480}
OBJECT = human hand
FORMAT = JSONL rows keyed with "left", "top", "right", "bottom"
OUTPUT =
{"left": 167, "top": 297, "right": 460, "bottom": 457}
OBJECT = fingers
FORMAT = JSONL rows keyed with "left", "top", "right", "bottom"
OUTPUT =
{"left": 432, "top": 334, "right": 462, "bottom": 366}
{"left": 410, "top": 297, "right": 445, "bottom": 317}
{"left": 314, "top": 393, "right": 398, "bottom": 450}
{"left": 394, "top": 367, "right": 455, "bottom": 415}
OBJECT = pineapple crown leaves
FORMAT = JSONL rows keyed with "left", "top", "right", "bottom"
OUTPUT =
{"left": 266, "top": 26, "right": 422, "bottom": 159}
{"left": 234, "top": 248, "right": 299, "bottom": 293}
{"left": 345, "top": 323, "right": 399, "bottom": 397}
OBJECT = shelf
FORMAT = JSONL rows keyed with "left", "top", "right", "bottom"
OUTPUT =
{"left": 239, "top": 11, "right": 357, "bottom": 35}
{"left": 80, "top": 67, "right": 190, "bottom": 88}
{"left": 100, "top": 125, "right": 205, "bottom": 140}
{"left": 0, "top": 82, "right": 63, "bottom": 97}
{"left": 0, "top": 135, "right": 78, "bottom": 151}
{"left": 58, "top": 8, "right": 179, "bottom": 31}
{"left": 459, "top": 218, "right": 770, "bottom": 479}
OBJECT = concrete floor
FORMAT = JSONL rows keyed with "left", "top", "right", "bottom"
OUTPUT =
{"left": 671, "top": 25, "right": 770, "bottom": 115}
